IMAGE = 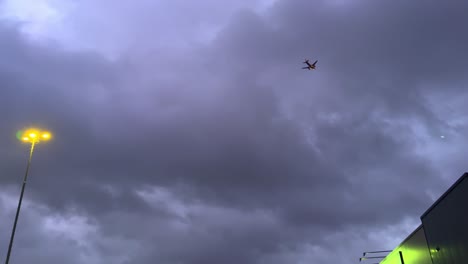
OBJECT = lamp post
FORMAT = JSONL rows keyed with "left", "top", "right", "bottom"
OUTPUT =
{"left": 5, "top": 128, "right": 51, "bottom": 264}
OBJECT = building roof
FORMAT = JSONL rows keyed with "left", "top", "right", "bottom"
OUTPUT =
{"left": 420, "top": 172, "right": 468, "bottom": 220}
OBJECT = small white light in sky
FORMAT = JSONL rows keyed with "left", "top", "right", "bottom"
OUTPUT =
{"left": 440, "top": 135, "right": 445, "bottom": 139}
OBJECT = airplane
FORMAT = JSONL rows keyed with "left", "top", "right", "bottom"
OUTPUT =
{"left": 302, "top": 59, "right": 318, "bottom": 70}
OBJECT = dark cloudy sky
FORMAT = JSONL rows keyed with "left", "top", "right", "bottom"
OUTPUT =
{"left": 1, "top": 0, "right": 468, "bottom": 263}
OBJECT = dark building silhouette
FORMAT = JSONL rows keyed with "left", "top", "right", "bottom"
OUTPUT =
{"left": 379, "top": 172, "right": 468, "bottom": 264}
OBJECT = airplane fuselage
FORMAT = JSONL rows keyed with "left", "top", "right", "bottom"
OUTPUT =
{"left": 302, "top": 59, "right": 317, "bottom": 70}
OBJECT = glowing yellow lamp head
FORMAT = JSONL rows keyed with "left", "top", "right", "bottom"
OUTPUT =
{"left": 41, "top": 131, "right": 51, "bottom": 140}
{"left": 17, "top": 128, "right": 52, "bottom": 143}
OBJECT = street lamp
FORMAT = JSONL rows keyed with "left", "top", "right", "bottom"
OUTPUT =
{"left": 5, "top": 128, "right": 52, "bottom": 264}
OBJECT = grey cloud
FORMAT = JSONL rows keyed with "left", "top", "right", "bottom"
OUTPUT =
{"left": 1, "top": 0, "right": 468, "bottom": 263}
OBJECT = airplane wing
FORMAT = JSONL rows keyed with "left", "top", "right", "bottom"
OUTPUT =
{"left": 312, "top": 60, "right": 318, "bottom": 66}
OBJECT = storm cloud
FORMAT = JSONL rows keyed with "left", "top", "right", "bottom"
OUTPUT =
{"left": 1, "top": 0, "right": 468, "bottom": 263}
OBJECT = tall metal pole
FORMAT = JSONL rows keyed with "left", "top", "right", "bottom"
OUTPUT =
{"left": 5, "top": 141, "right": 36, "bottom": 264}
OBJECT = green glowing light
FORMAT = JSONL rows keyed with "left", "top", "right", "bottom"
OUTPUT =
{"left": 16, "top": 130, "right": 24, "bottom": 140}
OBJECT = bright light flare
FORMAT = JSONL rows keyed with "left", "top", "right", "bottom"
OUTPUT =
{"left": 41, "top": 132, "right": 51, "bottom": 139}
{"left": 17, "top": 128, "right": 52, "bottom": 143}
